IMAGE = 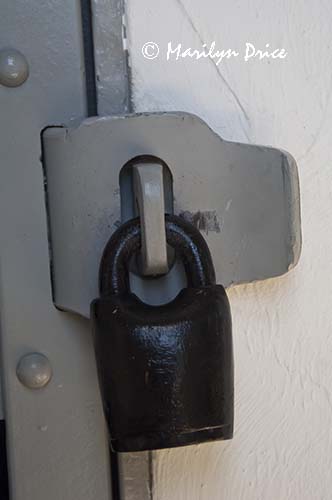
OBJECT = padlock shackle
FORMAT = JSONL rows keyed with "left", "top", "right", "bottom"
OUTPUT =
{"left": 99, "top": 215, "right": 216, "bottom": 296}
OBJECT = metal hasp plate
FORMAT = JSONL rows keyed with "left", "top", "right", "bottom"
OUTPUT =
{"left": 43, "top": 112, "right": 301, "bottom": 318}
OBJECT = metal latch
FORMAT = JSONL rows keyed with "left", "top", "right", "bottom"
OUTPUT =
{"left": 42, "top": 112, "right": 301, "bottom": 317}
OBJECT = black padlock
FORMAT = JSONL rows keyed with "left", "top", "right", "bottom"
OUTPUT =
{"left": 91, "top": 214, "right": 233, "bottom": 452}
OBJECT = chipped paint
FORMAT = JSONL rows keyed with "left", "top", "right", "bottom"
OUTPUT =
{"left": 180, "top": 210, "right": 221, "bottom": 234}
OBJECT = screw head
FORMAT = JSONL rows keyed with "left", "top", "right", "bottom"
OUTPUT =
{"left": 0, "top": 49, "right": 29, "bottom": 87}
{"left": 16, "top": 353, "right": 52, "bottom": 389}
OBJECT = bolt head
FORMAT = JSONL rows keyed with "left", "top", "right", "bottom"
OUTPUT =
{"left": 0, "top": 49, "right": 29, "bottom": 87}
{"left": 16, "top": 353, "right": 52, "bottom": 389}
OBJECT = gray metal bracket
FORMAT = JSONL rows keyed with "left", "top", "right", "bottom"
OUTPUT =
{"left": 42, "top": 112, "right": 301, "bottom": 318}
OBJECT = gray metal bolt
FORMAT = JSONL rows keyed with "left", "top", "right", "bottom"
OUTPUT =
{"left": 0, "top": 49, "right": 29, "bottom": 87}
{"left": 16, "top": 353, "right": 52, "bottom": 389}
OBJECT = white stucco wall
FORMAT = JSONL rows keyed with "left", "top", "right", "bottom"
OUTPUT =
{"left": 127, "top": 1, "right": 332, "bottom": 499}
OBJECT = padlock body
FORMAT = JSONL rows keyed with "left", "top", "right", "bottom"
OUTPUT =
{"left": 91, "top": 285, "right": 233, "bottom": 452}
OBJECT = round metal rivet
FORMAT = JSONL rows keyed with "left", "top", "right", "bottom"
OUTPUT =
{"left": 16, "top": 353, "right": 52, "bottom": 389}
{"left": 0, "top": 49, "right": 29, "bottom": 87}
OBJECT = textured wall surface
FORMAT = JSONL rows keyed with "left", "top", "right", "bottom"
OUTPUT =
{"left": 127, "top": 1, "right": 332, "bottom": 499}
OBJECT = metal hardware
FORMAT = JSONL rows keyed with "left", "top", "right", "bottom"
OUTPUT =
{"left": 42, "top": 112, "right": 301, "bottom": 318}
{"left": 90, "top": 0, "right": 130, "bottom": 115}
{"left": 133, "top": 162, "right": 168, "bottom": 275}
{"left": 0, "top": 49, "right": 29, "bottom": 87}
{"left": 16, "top": 353, "right": 52, "bottom": 389}
{"left": 118, "top": 452, "right": 153, "bottom": 500}
{"left": 92, "top": 214, "right": 233, "bottom": 452}
{"left": 0, "top": 0, "right": 301, "bottom": 496}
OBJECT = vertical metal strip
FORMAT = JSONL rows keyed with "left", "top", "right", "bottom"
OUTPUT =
{"left": 89, "top": 0, "right": 151, "bottom": 497}
{"left": 91, "top": 0, "right": 131, "bottom": 115}
{"left": 118, "top": 452, "right": 154, "bottom": 500}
